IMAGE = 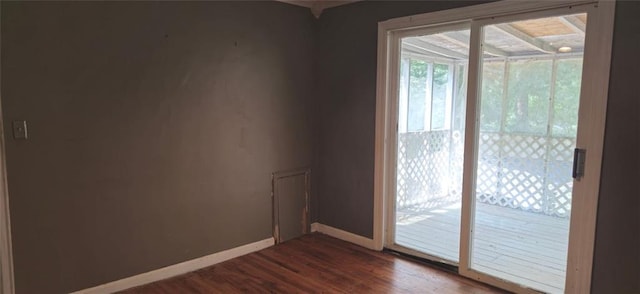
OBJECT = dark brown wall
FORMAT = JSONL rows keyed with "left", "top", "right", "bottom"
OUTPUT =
{"left": 314, "top": 0, "right": 639, "bottom": 292}
{"left": 591, "top": 1, "right": 640, "bottom": 293}
{"left": 313, "top": 0, "right": 488, "bottom": 237}
{"left": 2, "top": 1, "right": 638, "bottom": 293}
{"left": 1, "top": 2, "right": 315, "bottom": 293}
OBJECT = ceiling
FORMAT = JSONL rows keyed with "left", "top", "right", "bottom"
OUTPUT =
{"left": 277, "top": 0, "right": 361, "bottom": 18}
{"left": 402, "top": 13, "right": 587, "bottom": 60}
{"left": 278, "top": 1, "right": 587, "bottom": 58}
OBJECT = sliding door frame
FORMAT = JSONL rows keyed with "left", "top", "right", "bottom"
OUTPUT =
{"left": 383, "top": 22, "right": 470, "bottom": 266}
{"left": 0, "top": 102, "right": 14, "bottom": 294}
{"left": 373, "top": 1, "right": 616, "bottom": 293}
{"left": 460, "top": 5, "right": 601, "bottom": 293}
{"left": 0, "top": 3, "right": 15, "bottom": 293}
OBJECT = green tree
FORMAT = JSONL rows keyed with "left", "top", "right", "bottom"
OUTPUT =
{"left": 505, "top": 59, "right": 552, "bottom": 135}
{"left": 552, "top": 58, "right": 582, "bottom": 137}
{"left": 408, "top": 60, "right": 428, "bottom": 131}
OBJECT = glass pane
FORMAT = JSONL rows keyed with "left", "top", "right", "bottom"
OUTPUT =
{"left": 452, "top": 64, "right": 467, "bottom": 131}
{"left": 505, "top": 59, "right": 552, "bottom": 135}
{"left": 431, "top": 63, "right": 449, "bottom": 130}
{"left": 471, "top": 13, "right": 586, "bottom": 294}
{"left": 408, "top": 60, "right": 429, "bottom": 132}
{"left": 552, "top": 58, "right": 582, "bottom": 137}
{"left": 398, "top": 58, "right": 410, "bottom": 133}
{"left": 395, "top": 27, "right": 469, "bottom": 263}
{"left": 480, "top": 61, "right": 505, "bottom": 132}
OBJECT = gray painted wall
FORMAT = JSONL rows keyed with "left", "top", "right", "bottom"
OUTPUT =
{"left": 591, "top": 1, "right": 640, "bottom": 293}
{"left": 2, "top": 0, "right": 638, "bottom": 293}
{"left": 1, "top": 2, "right": 314, "bottom": 293}
{"left": 314, "top": 0, "right": 487, "bottom": 237}
{"left": 314, "top": 1, "right": 639, "bottom": 293}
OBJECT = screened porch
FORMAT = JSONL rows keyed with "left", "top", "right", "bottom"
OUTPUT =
{"left": 393, "top": 13, "right": 586, "bottom": 294}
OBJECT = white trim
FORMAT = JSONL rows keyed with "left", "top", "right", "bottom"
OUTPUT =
{"left": 458, "top": 19, "right": 482, "bottom": 281}
{"left": 310, "top": 222, "right": 377, "bottom": 250}
{"left": 71, "top": 238, "right": 275, "bottom": 294}
{"left": 0, "top": 102, "right": 15, "bottom": 294}
{"left": 379, "top": 0, "right": 593, "bottom": 32}
{"left": 0, "top": 1, "right": 15, "bottom": 292}
{"left": 373, "top": 22, "right": 390, "bottom": 251}
{"left": 565, "top": 1, "right": 616, "bottom": 292}
{"left": 383, "top": 30, "right": 402, "bottom": 251}
{"left": 310, "top": 222, "right": 320, "bottom": 233}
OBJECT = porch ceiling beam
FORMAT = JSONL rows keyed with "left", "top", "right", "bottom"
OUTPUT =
{"left": 559, "top": 15, "right": 586, "bottom": 36}
{"left": 439, "top": 31, "right": 510, "bottom": 57}
{"left": 403, "top": 38, "right": 468, "bottom": 59}
{"left": 402, "top": 47, "right": 437, "bottom": 57}
{"left": 402, "top": 43, "right": 455, "bottom": 59}
{"left": 493, "top": 23, "right": 557, "bottom": 54}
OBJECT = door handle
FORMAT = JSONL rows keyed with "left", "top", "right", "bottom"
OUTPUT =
{"left": 572, "top": 148, "right": 586, "bottom": 180}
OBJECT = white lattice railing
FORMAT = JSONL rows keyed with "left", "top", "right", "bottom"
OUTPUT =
{"left": 397, "top": 131, "right": 574, "bottom": 218}
{"left": 397, "top": 130, "right": 464, "bottom": 210}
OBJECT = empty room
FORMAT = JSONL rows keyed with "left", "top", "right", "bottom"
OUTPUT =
{"left": 0, "top": 0, "right": 638, "bottom": 293}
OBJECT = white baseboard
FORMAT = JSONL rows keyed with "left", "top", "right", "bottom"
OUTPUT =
{"left": 310, "top": 222, "right": 377, "bottom": 250}
{"left": 71, "top": 237, "right": 275, "bottom": 294}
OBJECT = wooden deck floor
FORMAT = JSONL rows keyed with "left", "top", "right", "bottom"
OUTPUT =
{"left": 121, "top": 233, "right": 505, "bottom": 294}
{"left": 396, "top": 202, "right": 569, "bottom": 294}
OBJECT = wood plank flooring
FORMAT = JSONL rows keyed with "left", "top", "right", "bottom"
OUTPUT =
{"left": 396, "top": 202, "right": 569, "bottom": 293}
{"left": 120, "top": 233, "right": 505, "bottom": 293}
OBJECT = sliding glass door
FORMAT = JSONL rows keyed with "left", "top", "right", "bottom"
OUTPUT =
{"left": 468, "top": 12, "right": 587, "bottom": 293}
{"left": 391, "top": 26, "right": 470, "bottom": 264}
{"left": 384, "top": 3, "right": 611, "bottom": 293}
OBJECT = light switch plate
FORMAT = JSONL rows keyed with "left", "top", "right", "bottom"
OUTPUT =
{"left": 12, "top": 121, "right": 28, "bottom": 140}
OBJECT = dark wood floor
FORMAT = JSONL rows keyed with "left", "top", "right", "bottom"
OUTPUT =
{"left": 120, "top": 233, "right": 505, "bottom": 293}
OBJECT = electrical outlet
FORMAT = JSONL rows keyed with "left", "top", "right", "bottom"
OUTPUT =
{"left": 12, "top": 121, "right": 28, "bottom": 140}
